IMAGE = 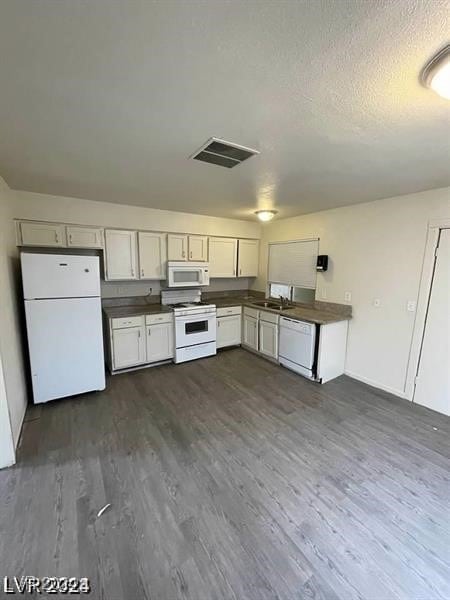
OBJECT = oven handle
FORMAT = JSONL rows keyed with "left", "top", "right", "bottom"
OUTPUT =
{"left": 176, "top": 314, "right": 216, "bottom": 323}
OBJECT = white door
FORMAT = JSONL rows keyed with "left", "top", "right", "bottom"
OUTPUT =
{"left": 105, "top": 229, "right": 138, "bottom": 280}
{"left": 146, "top": 323, "right": 174, "bottom": 362}
{"left": 21, "top": 254, "right": 100, "bottom": 299}
{"left": 217, "top": 315, "right": 241, "bottom": 349}
{"left": 414, "top": 228, "right": 450, "bottom": 415}
{"left": 259, "top": 320, "right": 278, "bottom": 358}
{"left": 24, "top": 297, "right": 105, "bottom": 403}
{"left": 138, "top": 232, "right": 167, "bottom": 279}
{"left": 242, "top": 315, "right": 258, "bottom": 350}
{"left": 20, "top": 222, "right": 66, "bottom": 247}
{"left": 188, "top": 236, "right": 208, "bottom": 261}
{"left": 238, "top": 239, "right": 259, "bottom": 277}
{"left": 168, "top": 234, "right": 188, "bottom": 261}
{"left": 67, "top": 226, "right": 103, "bottom": 249}
{"left": 112, "top": 327, "right": 146, "bottom": 370}
{"left": 209, "top": 237, "right": 238, "bottom": 278}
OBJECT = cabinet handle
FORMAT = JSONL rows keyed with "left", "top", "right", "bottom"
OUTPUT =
{"left": 182, "top": 251, "right": 186, "bottom": 258}
{"left": 190, "top": 251, "right": 192, "bottom": 259}
{"left": 217, "top": 321, "right": 220, "bottom": 328}
{"left": 141, "top": 269, "right": 144, "bottom": 277}
{"left": 138, "top": 330, "right": 141, "bottom": 338}
{"left": 239, "top": 268, "right": 242, "bottom": 275}
{"left": 131, "top": 268, "right": 135, "bottom": 277}
{"left": 148, "top": 328, "right": 151, "bottom": 336}
{"left": 55, "top": 232, "right": 59, "bottom": 243}
{"left": 69, "top": 234, "right": 73, "bottom": 244}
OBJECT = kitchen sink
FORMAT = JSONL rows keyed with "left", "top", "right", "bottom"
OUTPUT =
{"left": 251, "top": 300, "right": 293, "bottom": 310}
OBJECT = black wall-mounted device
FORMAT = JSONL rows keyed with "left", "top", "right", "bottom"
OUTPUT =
{"left": 316, "top": 255, "right": 328, "bottom": 272}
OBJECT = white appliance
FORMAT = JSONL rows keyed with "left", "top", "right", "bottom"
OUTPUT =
{"left": 279, "top": 317, "right": 316, "bottom": 379}
{"left": 161, "top": 289, "right": 216, "bottom": 363}
{"left": 21, "top": 253, "right": 106, "bottom": 404}
{"left": 167, "top": 261, "right": 210, "bottom": 288}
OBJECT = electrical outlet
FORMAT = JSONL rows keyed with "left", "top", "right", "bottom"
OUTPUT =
{"left": 344, "top": 291, "right": 352, "bottom": 302}
{"left": 407, "top": 300, "right": 416, "bottom": 312}
{"left": 373, "top": 298, "right": 381, "bottom": 308}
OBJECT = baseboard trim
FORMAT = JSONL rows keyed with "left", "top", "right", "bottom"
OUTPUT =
{"left": 344, "top": 371, "right": 409, "bottom": 400}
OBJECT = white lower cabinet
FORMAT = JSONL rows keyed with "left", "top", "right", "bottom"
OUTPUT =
{"left": 108, "top": 312, "right": 174, "bottom": 372}
{"left": 259, "top": 318, "right": 278, "bottom": 359}
{"left": 146, "top": 320, "right": 174, "bottom": 362}
{"left": 217, "top": 306, "right": 242, "bottom": 349}
{"left": 242, "top": 313, "right": 259, "bottom": 351}
{"left": 112, "top": 326, "right": 146, "bottom": 370}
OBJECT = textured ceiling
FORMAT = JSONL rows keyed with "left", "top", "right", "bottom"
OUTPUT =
{"left": 0, "top": 0, "right": 449, "bottom": 220}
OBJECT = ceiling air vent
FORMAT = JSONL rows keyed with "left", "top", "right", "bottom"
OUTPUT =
{"left": 191, "top": 137, "right": 259, "bottom": 168}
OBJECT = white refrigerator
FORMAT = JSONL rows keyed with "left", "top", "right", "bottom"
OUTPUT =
{"left": 21, "top": 253, "right": 106, "bottom": 404}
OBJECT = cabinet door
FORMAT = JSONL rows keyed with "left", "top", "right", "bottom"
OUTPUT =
{"left": 146, "top": 322, "right": 174, "bottom": 362}
{"left": 242, "top": 315, "right": 258, "bottom": 350}
{"left": 168, "top": 234, "right": 188, "bottom": 261}
{"left": 67, "top": 226, "right": 103, "bottom": 248}
{"left": 20, "top": 222, "right": 66, "bottom": 247}
{"left": 238, "top": 239, "right": 259, "bottom": 277}
{"left": 209, "top": 237, "right": 238, "bottom": 278}
{"left": 188, "top": 235, "right": 208, "bottom": 261}
{"left": 217, "top": 315, "right": 241, "bottom": 349}
{"left": 138, "top": 232, "right": 167, "bottom": 280}
{"left": 112, "top": 326, "right": 146, "bottom": 370}
{"left": 259, "top": 320, "right": 278, "bottom": 359}
{"left": 105, "top": 230, "right": 138, "bottom": 280}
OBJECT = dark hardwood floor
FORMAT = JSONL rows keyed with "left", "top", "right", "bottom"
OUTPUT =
{"left": 1, "top": 348, "right": 449, "bottom": 600}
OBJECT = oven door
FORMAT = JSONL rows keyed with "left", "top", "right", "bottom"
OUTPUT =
{"left": 168, "top": 266, "right": 206, "bottom": 287}
{"left": 175, "top": 314, "right": 216, "bottom": 348}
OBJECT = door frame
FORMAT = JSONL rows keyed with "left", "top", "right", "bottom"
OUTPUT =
{"left": 404, "top": 218, "right": 450, "bottom": 400}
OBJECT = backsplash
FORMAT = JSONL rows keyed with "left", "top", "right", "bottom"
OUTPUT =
{"left": 100, "top": 277, "right": 251, "bottom": 299}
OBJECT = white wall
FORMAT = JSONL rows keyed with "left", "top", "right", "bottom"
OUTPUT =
{"left": 254, "top": 187, "right": 450, "bottom": 398}
{"left": 0, "top": 178, "right": 28, "bottom": 462}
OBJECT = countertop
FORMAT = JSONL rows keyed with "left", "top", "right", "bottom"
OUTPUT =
{"left": 210, "top": 296, "right": 351, "bottom": 325}
{"left": 103, "top": 304, "right": 172, "bottom": 319}
{"left": 102, "top": 296, "right": 350, "bottom": 325}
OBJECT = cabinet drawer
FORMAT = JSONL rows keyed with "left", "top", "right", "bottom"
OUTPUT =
{"left": 111, "top": 315, "right": 144, "bottom": 329}
{"left": 259, "top": 310, "right": 279, "bottom": 324}
{"left": 216, "top": 306, "right": 242, "bottom": 317}
{"left": 243, "top": 306, "right": 259, "bottom": 319}
{"left": 145, "top": 313, "right": 173, "bottom": 326}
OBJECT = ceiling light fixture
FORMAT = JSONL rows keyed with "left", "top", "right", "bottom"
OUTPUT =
{"left": 421, "top": 44, "right": 450, "bottom": 100}
{"left": 255, "top": 210, "right": 277, "bottom": 222}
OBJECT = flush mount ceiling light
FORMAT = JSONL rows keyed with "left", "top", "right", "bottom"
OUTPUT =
{"left": 255, "top": 210, "right": 277, "bottom": 222}
{"left": 190, "top": 137, "right": 259, "bottom": 168}
{"left": 421, "top": 44, "right": 450, "bottom": 100}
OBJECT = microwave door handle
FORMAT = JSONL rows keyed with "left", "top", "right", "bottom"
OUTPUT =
{"left": 198, "top": 269, "right": 203, "bottom": 284}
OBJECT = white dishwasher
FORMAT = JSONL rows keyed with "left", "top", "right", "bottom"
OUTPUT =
{"left": 279, "top": 317, "right": 316, "bottom": 379}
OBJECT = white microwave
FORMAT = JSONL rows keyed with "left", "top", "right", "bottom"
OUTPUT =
{"left": 167, "top": 261, "right": 210, "bottom": 288}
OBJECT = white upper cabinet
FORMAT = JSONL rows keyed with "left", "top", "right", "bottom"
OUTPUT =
{"left": 138, "top": 232, "right": 167, "bottom": 280}
{"left": 67, "top": 226, "right": 103, "bottom": 249}
{"left": 168, "top": 234, "right": 188, "bottom": 261}
{"left": 188, "top": 235, "right": 208, "bottom": 261}
{"left": 19, "top": 222, "right": 66, "bottom": 247}
{"left": 105, "top": 229, "right": 138, "bottom": 280}
{"left": 209, "top": 237, "right": 238, "bottom": 278}
{"left": 238, "top": 239, "right": 259, "bottom": 277}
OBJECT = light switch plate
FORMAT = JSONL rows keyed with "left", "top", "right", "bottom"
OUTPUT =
{"left": 407, "top": 300, "right": 416, "bottom": 312}
{"left": 344, "top": 291, "right": 352, "bottom": 302}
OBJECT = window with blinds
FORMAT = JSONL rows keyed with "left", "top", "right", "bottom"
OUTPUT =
{"left": 268, "top": 239, "right": 319, "bottom": 289}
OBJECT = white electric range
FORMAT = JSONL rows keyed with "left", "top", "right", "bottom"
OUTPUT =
{"left": 161, "top": 290, "right": 217, "bottom": 363}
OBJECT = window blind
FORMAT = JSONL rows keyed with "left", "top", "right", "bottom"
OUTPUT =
{"left": 268, "top": 239, "right": 319, "bottom": 289}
